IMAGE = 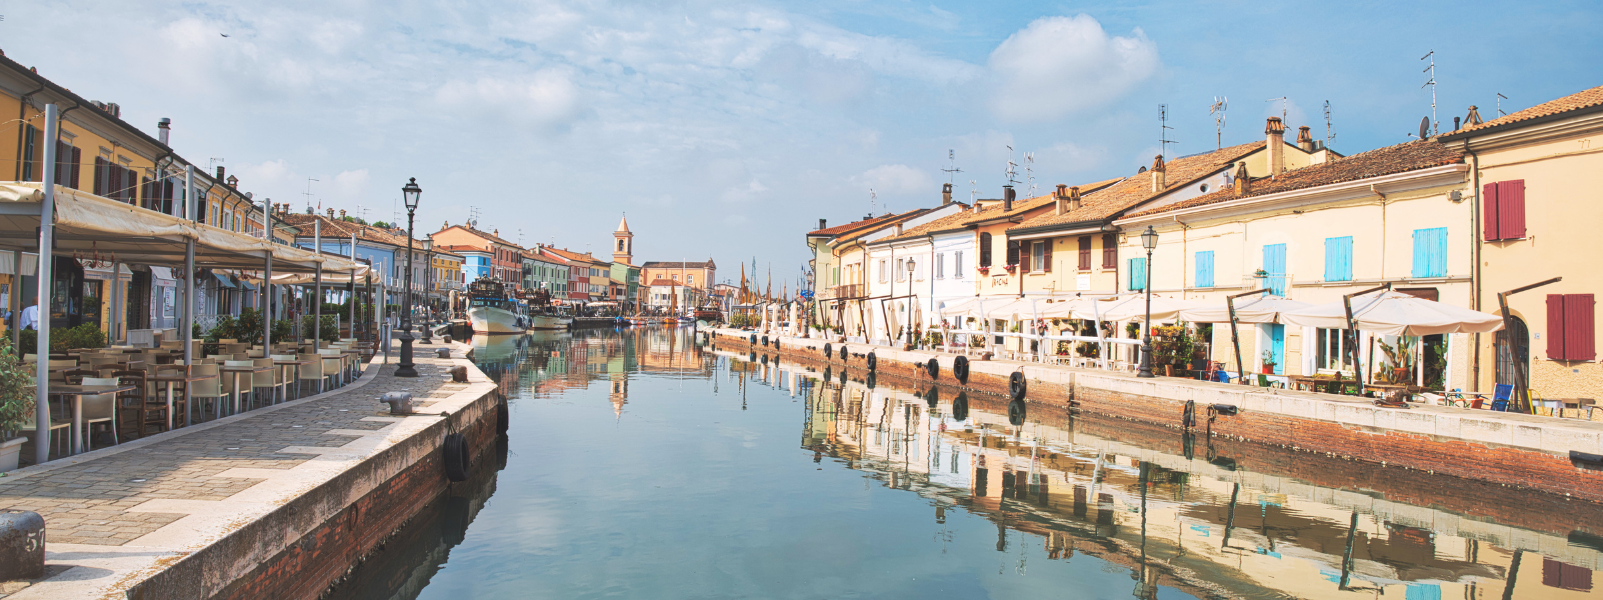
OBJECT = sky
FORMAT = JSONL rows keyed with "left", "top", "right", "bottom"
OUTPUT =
{"left": 5, "top": 0, "right": 1600, "bottom": 287}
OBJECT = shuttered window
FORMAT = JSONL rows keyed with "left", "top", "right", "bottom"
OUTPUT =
{"left": 53, "top": 141, "right": 78, "bottom": 188}
{"left": 1324, "top": 236, "right": 1353, "bottom": 282}
{"left": 934, "top": 253, "right": 944, "bottom": 279}
{"left": 1411, "top": 228, "right": 1447, "bottom": 278}
{"left": 1483, "top": 180, "right": 1527, "bottom": 241}
{"left": 979, "top": 233, "right": 992, "bottom": 267}
{"left": 20, "top": 125, "right": 39, "bottom": 182}
{"left": 1006, "top": 238, "right": 1020, "bottom": 267}
{"left": 1018, "top": 242, "right": 1030, "bottom": 272}
{"left": 1128, "top": 257, "right": 1147, "bottom": 291}
{"left": 953, "top": 251, "right": 964, "bottom": 279}
{"left": 1078, "top": 236, "right": 1092, "bottom": 270}
{"left": 1195, "top": 251, "right": 1214, "bottom": 288}
{"left": 1262, "top": 243, "right": 1287, "bottom": 296}
{"left": 1042, "top": 240, "right": 1052, "bottom": 272}
{"left": 1102, "top": 234, "right": 1117, "bottom": 268}
{"left": 1547, "top": 294, "right": 1597, "bottom": 361}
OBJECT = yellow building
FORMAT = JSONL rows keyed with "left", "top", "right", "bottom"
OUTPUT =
{"left": 432, "top": 248, "right": 464, "bottom": 294}
{"left": 1441, "top": 86, "right": 1603, "bottom": 399}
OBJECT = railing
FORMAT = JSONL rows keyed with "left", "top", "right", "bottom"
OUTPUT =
{"left": 1244, "top": 273, "right": 1293, "bottom": 296}
{"left": 832, "top": 284, "right": 864, "bottom": 299}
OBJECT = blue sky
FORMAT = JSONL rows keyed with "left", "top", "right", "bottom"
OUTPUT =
{"left": 7, "top": 0, "right": 1599, "bottom": 286}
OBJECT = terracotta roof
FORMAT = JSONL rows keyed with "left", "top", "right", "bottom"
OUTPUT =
{"left": 437, "top": 244, "right": 487, "bottom": 255}
{"left": 1447, "top": 84, "right": 1603, "bottom": 137}
{"left": 1125, "top": 139, "right": 1464, "bottom": 218}
{"left": 437, "top": 224, "right": 521, "bottom": 249}
{"left": 830, "top": 208, "right": 930, "bottom": 245}
{"left": 807, "top": 213, "right": 902, "bottom": 236}
{"left": 1008, "top": 142, "right": 1264, "bottom": 232}
{"left": 641, "top": 261, "right": 713, "bottom": 269}
{"left": 647, "top": 279, "right": 680, "bottom": 287}
{"left": 282, "top": 214, "right": 419, "bottom": 248}
{"left": 543, "top": 247, "right": 606, "bottom": 264}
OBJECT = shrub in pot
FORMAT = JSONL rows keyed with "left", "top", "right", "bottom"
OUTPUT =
{"left": 0, "top": 337, "right": 37, "bottom": 472}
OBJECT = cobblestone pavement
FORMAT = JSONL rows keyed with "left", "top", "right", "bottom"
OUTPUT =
{"left": 0, "top": 351, "right": 465, "bottom": 547}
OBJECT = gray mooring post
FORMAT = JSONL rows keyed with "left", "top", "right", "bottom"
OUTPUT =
{"left": 33, "top": 103, "right": 59, "bottom": 465}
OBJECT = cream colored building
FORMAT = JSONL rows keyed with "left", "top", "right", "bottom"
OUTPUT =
{"left": 1441, "top": 86, "right": 1603, "bottom": 400}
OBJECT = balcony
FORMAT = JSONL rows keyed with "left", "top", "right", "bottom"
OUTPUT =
{"left": 831, "top": 284, "right": 864, "bottom": 299}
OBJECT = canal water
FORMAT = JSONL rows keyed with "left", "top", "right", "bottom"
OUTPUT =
{"left": 328, "top": 327, "right": 1603, "bottom": 599}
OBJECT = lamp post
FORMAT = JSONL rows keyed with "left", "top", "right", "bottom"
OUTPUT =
{"left": 1137, "top": 225, "right": 1158, "bottom": 378}
{"left": 420, "top": 239, "right": 434, "bottom": 343}
{"left": 395, "top": 177, "right": 422, "bottom": 378}
{"left": 905, "top": 258, "right": 916, "bottom": 348}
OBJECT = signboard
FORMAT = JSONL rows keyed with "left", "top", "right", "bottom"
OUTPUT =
{"left": 1077, "top": 274, "right": 1091, "bottom": 291}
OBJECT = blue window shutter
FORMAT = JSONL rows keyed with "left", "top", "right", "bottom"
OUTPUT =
{"left": 1129, "top": 257, "right": 1147, "bottom": 290}
{"left": 1324, "top": 237, "right": 1353, "bottom": 282}
{"left": 1195, "top": 251, "right": 1214, "bottom": 288}
{"left": 1412, "top": 230, "right": 1425, "bottom": 278}
{"left": 1342, "top": 237, "right": 1353, "bottom": 281}
{"left": 1433, "top": 228, "right": 1447, "bottom": 277}
{"left": 1413, "top": 228, "right": 1447, "bottom": 277}
{"left": 1263, "top": 243, "right": 1287, "bottom": 295}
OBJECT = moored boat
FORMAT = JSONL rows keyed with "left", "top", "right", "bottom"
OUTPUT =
{"left": 467, "top": 276, "right": 524, "bottom": 334}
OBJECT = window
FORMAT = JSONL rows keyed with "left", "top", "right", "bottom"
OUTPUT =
{"left": 54, "top": 140, "right": 81, "bottom": 189}
{"left": 1262, "top": 243, "right": 1287, "bottom": 295}
{"left": 1128, "top": 257, "right": 1147, "bottom": 291}
{"left": 1483, "top": 180, "right": 1526, "bottom": 241}
{"left": 1078, "top": 236, "right": 1092, "bottom": 270}
{"left": 1315, "top": 328, "right": 1354, "bottom": 373}
{"left": 879, "top": 259, "right": 888, "bottom": 283}
{"left": 1411, "top": 228, "right": 1447, "bottom": 278}
{"left": 1547, "top": 294, "right": 1596, "bottom": 361}
{"left": 1030, "top": 241, "right": 1047, "bottom": 273}
{"left": 1324, "top": 236, "right": 1353, "bottom": 282}
{"left": 20, "top": 125, "right": 39, "bottom": 182}
{"left": 896, "top": 258, "right": 905, "bottom": 281}
{"left": 1102, "top": 234, "right": 1117, "bottom": 268}
{"left": 1006, "top": 239, "right": 1020, "bottom": 267}
{"left": 1195, "top": 251, "right": 1215, "bottom": 288}
{"left": 979, "top": 233, "right": 993, "bottom": 267}
{"left": 935, "top": 253, "right": 944, "bottom": 279}
{"left": 954, "top": 251, "right": 964, "bottom": 279}
{"left": 688, "top": 274, "right": 694, "bottom": 286}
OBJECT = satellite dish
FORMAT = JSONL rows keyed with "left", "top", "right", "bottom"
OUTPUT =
{"left": 1418, "top": 117, "right": 1431, "bottom": 140}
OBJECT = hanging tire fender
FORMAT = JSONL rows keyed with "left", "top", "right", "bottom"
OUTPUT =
{"left": 824, "top": 343, "right": 832, "bottom": 359}
{"left": 953, "top": 355, "right": 970, "bottom": 383}
{"left": 1009, "top": 371, "right": 1027, "bottom": 401}
{"left": 926, "top": 358, "right": 939, "bottom": 379}
{"left": 443, "top": 432, "right": 470, "bottom": 482}
{"left": 866, "top": 352, "right": 877, "bottom": 372}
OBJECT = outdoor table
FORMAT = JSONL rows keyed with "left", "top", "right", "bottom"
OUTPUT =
{"left": 149, "top": 372, "right": 216, "bottom": 431}
{"left": 1365, "top": 383, "right": 1412, "bottom": 400}
{"left": 219, "top": 365, "right": 272, "bottom": 416}
{"left": 48, "top": 383, "right": 138, "bottom": 455}
{"left": 272, "top": 359, "right": 310, "bottom": 403}
{"left": 1287, "top": 375, "right": 1323, "bottom": 392}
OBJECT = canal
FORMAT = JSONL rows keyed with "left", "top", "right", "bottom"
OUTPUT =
{"left": 327, "top": 327, "right": 1603, "bottom": 599}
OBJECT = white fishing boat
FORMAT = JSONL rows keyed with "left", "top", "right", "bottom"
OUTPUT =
{"left": 528, "top": 314, "right": 572, "bottom": 331}
{"left": 467, "top": 276, "right": 524, "bottom": 335}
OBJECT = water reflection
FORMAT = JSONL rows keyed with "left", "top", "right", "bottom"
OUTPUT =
{"left": 325, "top": 329, "right": 1603, "bottom": 599}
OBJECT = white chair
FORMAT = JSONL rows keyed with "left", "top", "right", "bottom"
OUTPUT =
{"left": 189, "top": 363, "right": 223, "bottom": 421}
{"left": 316, "top": 350, "right": 344, "bottom": 387}
{"left": 79, "top": 377, "right": 121, "bottom": 450}
{"left": 297, "top": 353, "right": 327, "bottom": 395}
{"left": 222, "top": 360, "right": 256, "bottom": 414}
{"left": 270, "top": 354, "right": 299, "bottom": 400}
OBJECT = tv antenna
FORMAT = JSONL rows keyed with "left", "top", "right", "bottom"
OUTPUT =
{"left": 1266, "top": 97, "right": 1287, "bottom": 122}
{"left": 941, "top": 149, "right": 962, "bottom": 184}
{"left": 1025, "top": 152, "right": 1037, "bottom": 197}
{"left": 302, "top": 177, "right": 319, "bottom": 212}
{"left": 1324, "top": 100, "right": 1336, "bottom": 144}
{"left": 1005, "top": 145, "right": 1019, "bottom": 186}
{"left": 1497, "top": 92, "right": 1509, "bottom": 117}
{"left": 969, "top": 179, "right": 978, "bottom": 204}
{"left": 1208, "top": 96, "right": 1228, "bottom": 150}
{"left": 1421, "top": 50, "right": 1438, "bottom": 136}
{"left": 869, "top": 188, "right": 877, "bottom": 216}
{"left": 1159, "top": 104, "right": 1176, "bottom": 157}
{"left": 467, "top": 206, "right": 482, "bottom": 228}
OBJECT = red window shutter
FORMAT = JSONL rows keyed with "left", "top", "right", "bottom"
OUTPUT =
{"left": 92, "top": 157, "right": 106, "bottom": 195}
{"left": 1019, "top": 246, "right": 1030, "bottom": 272}
{"left": 1078, "top": 236, "right": 1092, "bottom": 270}
{"left": 1042, "top": 240, "right": 1052, "bottom": 272}
{"left": 1548, "top": 294, "right": 1568, "bottom": 360}
{"left": 1102, "top": 234, "right": 1117, "bottom": 268}
{"left": 69, "top": 147, "right": 81, "bottom": 189}
{"left": 53, "top": 141, "right": 68, "bottom": 185}
{"left": 1567, "top": 293, "right": 1596, "bottom": 362}
{"left": 1499, "top": 180, "right": 1526, "bottom": 239}
{"left": 1483, "top": 182, "right": 1500, "bottom": 241}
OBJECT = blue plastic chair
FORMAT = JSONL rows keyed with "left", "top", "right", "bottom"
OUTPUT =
{"left": 1491, "top": 384, "right": 1513, "bottom": 411}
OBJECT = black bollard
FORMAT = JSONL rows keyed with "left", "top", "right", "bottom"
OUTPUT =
{"left": 0, "top": 511, "right": 45, "bottom": 581}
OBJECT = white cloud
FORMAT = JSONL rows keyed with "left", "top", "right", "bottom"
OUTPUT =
{"left": 436, "top": 70, "right": 583, "bottom": 131}
{"left": 987, "top": 15, "right": 1160, "bottom": 122}
{"left": 851, "top": 164, "right": 933, "bottom": 196}
{"left": 721, "top": 179, "right": 769, "bottom": 203}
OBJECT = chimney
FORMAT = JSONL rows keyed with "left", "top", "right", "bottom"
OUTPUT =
{"left": 1003, "top": 185, "right": 1015, "bottom": 211}
{"left": 1069, "top": 186, "right": 1082, "bottom": 211}
{"left": 894, "top": 223, "right": 903, "bottom": 236}
{"left": 1150, "top": 155, "right": 1166, "bottom": 192}
{"left": 818, "top": 218, "right": 827, "bottom": 230}
{"left": 157, "top": 118, "right": 171, "bottom": 146}
{"left": 1053, "top": 184, "right": 1069, "bottom": 216}
{"left": 941, "top": 182, "right": 953, "bottom": 205}
{"left": 1453, "top": 116, "right": 1461, "bottom": 131}
{"left": 339, "top": 209, "right": 347, "bottom": 219}
{"left": 1233, "top": 162, "right": 1251, "bottom": 196}
{"left": 1297, "top": 126, "right": 1314, "bottom": 152}
{"left": 1265, "top": 117, "right": 1286, "bottom": 175}
{"left": 327, "top": 208, "right": 335, "bottom": 219}
{"left": 215, "top": 166, "right": 225, "bottom": 180}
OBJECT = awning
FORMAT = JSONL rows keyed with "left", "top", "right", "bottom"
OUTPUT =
{"left": 212, "top": 272, "right": 236, "bottom": 289}
{"left": 237, "top": 279, "right": 258, "bottom": 291}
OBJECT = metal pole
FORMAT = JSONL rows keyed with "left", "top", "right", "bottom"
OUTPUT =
{"left": 396, "top": 208, "right": 417, "bottom": 377}
{"left": 1138, "top": 247, "right": 1155, "bottom": 378}
{"left": 313, "top": 220, "right": 321, "bottom": 345}
{"left": 33, "top": 103, "right": 59, "bottom": 465}
{"left": 10, "top": 250, "right": 20, "bottom": 352}
{"left": 262, "top": 217, "right": 273, "bottom": 352}
{"left": 348, "top": 232, "right": 356, "bottom": 339}
{"left": 183, "top": 165, "right": 195, "bottom": 426}
{"left": 110, "top": 259, "right": 121, "bottom": 345}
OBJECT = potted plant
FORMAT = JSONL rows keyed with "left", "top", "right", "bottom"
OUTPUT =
{"left": 1004, "top": 263, "right": 1018, "bottom": 273}
{"left": 0, "top": 337, "right": 36, "bottom": 472}
{"left": 1261, "top": 350, "right": 1277, "bottom": 374}
{"left": 977, "top": 265, "right": 990, "bottom": 275}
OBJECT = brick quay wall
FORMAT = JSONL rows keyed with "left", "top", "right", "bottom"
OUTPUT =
{"left": 707, "top": 328, "right": 1603, "bottom": 504}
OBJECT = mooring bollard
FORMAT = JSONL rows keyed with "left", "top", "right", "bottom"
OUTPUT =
{"left": 436, "top": 348, "right": 451, "bottom": 359}
{"left": 0, "top": 510, "right": 45, "bottom": 581}
{"left": 443, "top": 335, "right": 453, "bottom": 344}
{"left": 381, "top": 392, "right": 414, "bottom": 415}
{"left": 450, "top": 365, "right": 469, "bottom": 382}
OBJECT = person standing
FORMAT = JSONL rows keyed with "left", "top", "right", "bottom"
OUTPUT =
{"left": 18, "top": 300, "right": 39, "bottom": 331}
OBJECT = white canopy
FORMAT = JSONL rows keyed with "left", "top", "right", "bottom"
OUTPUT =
{"left": 1097, "top": 294, "right": 1205, "bottom": 322}
{"left": 1280, "top": 291, "right": 1504, "bottom": 336}
{"left": 1179, "top": 296, "right": 1313, "bottom": 324}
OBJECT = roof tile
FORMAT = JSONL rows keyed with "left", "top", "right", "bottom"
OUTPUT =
{"left": 1009, "top": 142, "right": 1264, "bottom": 231}
{"left": 1452, "top": 84, "right": 1603, "bottom": 135}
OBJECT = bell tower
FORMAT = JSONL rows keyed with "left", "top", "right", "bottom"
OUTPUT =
{"left": 612, "top": 213, "right": 634, "bottom": 265}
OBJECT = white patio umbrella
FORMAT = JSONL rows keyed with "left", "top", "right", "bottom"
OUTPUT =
{"left": 1098, "top": 294, "right": 1205, "bottom": 322}
{"left": 1179, "top": 296, "right": 1312, "bottom": 324}
{"left": 1280, "top": 291, "right": 1504, "bottom": 336}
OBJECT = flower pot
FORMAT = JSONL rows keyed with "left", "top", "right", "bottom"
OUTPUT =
{"left": 0, "top": 437, "right": 23, "bottom": 473}
{"left": 1164, "top": 365, "right": 1174, "bottom": 377}
{"left": 1262, "top": 364, "right": 1275, "bottom": 374}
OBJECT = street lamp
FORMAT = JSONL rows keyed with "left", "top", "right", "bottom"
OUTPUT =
{"left": 1137, "top": 225, "right": 1158, "bottom": 378}
{"left": 905, "top": 258, "right": 916, "bottom": 348}
{"left": 396, "top": 177, "right": 422, "bottom": 378}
